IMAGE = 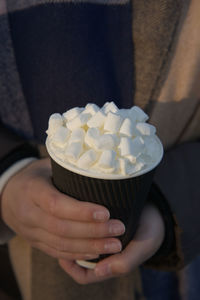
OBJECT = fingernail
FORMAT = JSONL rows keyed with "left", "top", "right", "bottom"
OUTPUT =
{"left": 95, "top": 264, "right": 112, "bottom": 277}
{"left": 109, "top": 223, "right": 125, "bottom": 235}
{"left": 104, "top": 241, "right": 122, "bottom": 253}
{"left": 93, "top": 210, "right": 109, "bottom": 221}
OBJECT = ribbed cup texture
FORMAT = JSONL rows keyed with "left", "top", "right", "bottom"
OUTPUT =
{"left": 51, "top": 158, "right": 155, "bottom": 258}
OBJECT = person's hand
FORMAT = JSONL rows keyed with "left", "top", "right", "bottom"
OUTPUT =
{"left": 59, "top": 202, "right": 165, "bottom": 284}
{"left": 1, "top": 158, "right": 125, "bottom": 261}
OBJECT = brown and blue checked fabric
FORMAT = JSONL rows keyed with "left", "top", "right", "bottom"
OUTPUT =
{"left": 1, "top": 1, "right": 200, "bottom": 299}
{"left": 0, "top": 0, "right": 134, "bottom": 142}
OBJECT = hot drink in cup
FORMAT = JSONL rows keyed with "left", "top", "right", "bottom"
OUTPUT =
{"left": 46, "top": 102, "right": 163, "bottom": 268}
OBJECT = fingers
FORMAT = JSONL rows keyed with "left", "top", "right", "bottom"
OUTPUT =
{"left": 58, "top": 244, "right": 135, "bottom": 285}
{"left": 58, "top": 259, "right": 105, "bottom": 285}
{"left": 94, "top": 240, "right": 146, "bottom": 278}
{"left": 33, "top": 178, "right": 110, "bottom": 222}
{"left": 59, "top": 203, "right": 165, "bottom": 284}
{"left": 94, "top": 203, "right": 165, "bottom": 279}
{"left": 19, "top": 204, "right": 123, "bottom": 256}
{"left": 24, "top": 159, "right": 110, "bottom": 224}
{"left": 38, "top": 215, "right": 125, "bottom": 239}
{"left": 26, "top": 226, "right": 122, "bottom": 255}
{"left": 19, "top": 202, "right": 125, "bottom": 239}
{"left": 31, "top": 242, "right": 100, "bottom": 261}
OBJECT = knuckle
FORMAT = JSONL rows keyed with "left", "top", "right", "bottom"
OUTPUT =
{"left": 53, "top": 237, "right": 68, "bottom": 252}
{"left": 89, "top": 224, "right": 99, "bottom": 237}
{"left": 44, "top": 217, "right": 54, "bottom": 233}
{"left": 54, "top": 220, "right": 69, "bottom": 237}
{"left": 90, "top": 240, "right": 101, "bottom": 254}
{"left": 80, "top": 202, "right": 95, "bottom": 220}
{"left": 46, "top": 193, "right": 59, "bottom": 216}
{"left": 91, "top": 224, "right": 106, "bottom": 238}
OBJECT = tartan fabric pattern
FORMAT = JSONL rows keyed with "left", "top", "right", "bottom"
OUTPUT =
{"left": 0, "top": 0, "right": 129, "bottom": 15}
{"left": 0, "top": 0, "right": 131, "bottom": 140}
{"left": 0, "top": 1, "right": 199, "bottom": 299}
{"left": 1, "top": 0, "right": 134, "bottom": 142}
{"left": 0, "top": 0, "right": 184, "bottom": 141}
{"left": 0, "top": 1, "right": 34, "bottom": 138}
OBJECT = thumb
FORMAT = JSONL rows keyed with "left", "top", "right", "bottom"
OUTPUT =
{"left": 95, "top": 203, "right": 165, "bottom": 278}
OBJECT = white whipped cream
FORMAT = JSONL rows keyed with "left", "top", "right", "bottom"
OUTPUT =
{"left": 46, "top": 102, "right": 163, "bottom": 178}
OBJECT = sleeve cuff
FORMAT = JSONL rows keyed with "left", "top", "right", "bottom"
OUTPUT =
{"left": 0, "top": 157, "right": 37, "bottom": 194}
{"left": 0, "top": 157, "right": 39, "bottom": 245}
{"left": 0, "top": 143, "right": 40, "bottom": 244}
{"left": 0, "top": 143, "right": 39, "bottom": 176}
{"left": 144, "top": 184, "right": 184, "bottom": 270}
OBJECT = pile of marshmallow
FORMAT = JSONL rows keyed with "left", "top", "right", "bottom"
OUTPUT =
{"left": 46, "top": 102, "right": 160, "bottom": 176}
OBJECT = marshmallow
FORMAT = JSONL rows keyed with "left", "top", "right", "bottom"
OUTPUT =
{"left": 125, "top": 155, "right": 137, "bottom": 164}
{"left": 136, "top": 122, "right": 156, "bottom": 136}
{"left": 68, "top": 128, "right": 85, "bottom": 144}
{"left": 53, "top": 150, "right": 65, "bottom": 161}
{"left": 129, "top": 106, "right": 149, "bottom": 122}
{"left": 131, "top": 136, "right": 145, "bottom": 156}
{"left": 118, "top": 157, "right": 130, "bottom": 175}
{"left": 118, "top": 136, "right": 145, "bottom": 157}
{"left": 85, "top": 103, "right": 100, "bottom": 115}
{"left": 119, "top": 157, "right": 144, "bottom": 175}
{"left": 67, "top": 112, "right": 91, "bottom": 130}
{"left": 47, "top": 102, "right": 161, "bottom": 176}
{"left": 135, "top": 161, "right": 145, "bottom": 172}
{"left": 52, "top": 126, "right": 70, "bottom": 147}
{"left": 65, "top": 142, "right": 82, "bottom": 161}
{"left": 102, "top": 101, "right": 118, "bottom": 114}
{"left": 143, "top": 137, "right": 160, "bottom": 160}
{"left": 127, "top": 161, "right": 145, "bottom": 175}
{"left": 85, "top": 127, "right": 100, "bottom": 148}
{"left": 77, "top": 149, "right": 97, "bottom": 169}
{"left": 87, "top": 111, "right": 106, "bottom": 128}
{"left": 63, "top": 107, "right": 83, "bottom": 121}
{"left": 104, "top": 112, "right": 123, "bottom": 133}
{"left": 96, "top": 134, "right": 118, "bottom": 150}
{"left": 47, "top": 113, "right": 63, "bottom": 135}
{"left": 98, "top": 150, "right": 117, "bottom": 169}
{"left": 137, "top": 153, "right": 152, "bottom": 164}
{"left": 118, "top": 137, "right": 134, "bottom": 156}
{"left": 118, "top": 109, "right": 129, "bottom": 118}
{"left": 119, "top": 118, "right": 135, "bottom": 137}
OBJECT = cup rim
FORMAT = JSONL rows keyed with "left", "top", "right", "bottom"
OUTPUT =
{"left": 46, "top": 136, "right": 163, "bottom": 180}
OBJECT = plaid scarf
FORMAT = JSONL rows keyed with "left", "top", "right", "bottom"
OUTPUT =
{"left": 2, "top": 0, "right": 129, "bottom": 14}
{"left": 0, "top": 0, "right": 182, "bottom": 142}
{"left": 1, "top": 2, "right": 200, "bottom": 300}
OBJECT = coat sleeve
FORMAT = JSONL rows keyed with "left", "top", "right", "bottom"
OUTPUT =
{"left": 145, "top": 141, "right": 200, "bottom": 270}
{"left": 0, "top": 122, "right": 39, "bottom": 175}
{"left": 0, "top": 122, "right": 39, "bottom": 243}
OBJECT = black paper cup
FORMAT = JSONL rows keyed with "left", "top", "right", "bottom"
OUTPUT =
{"left": 46, "top": 137, "right": 163, "bottom": 268}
